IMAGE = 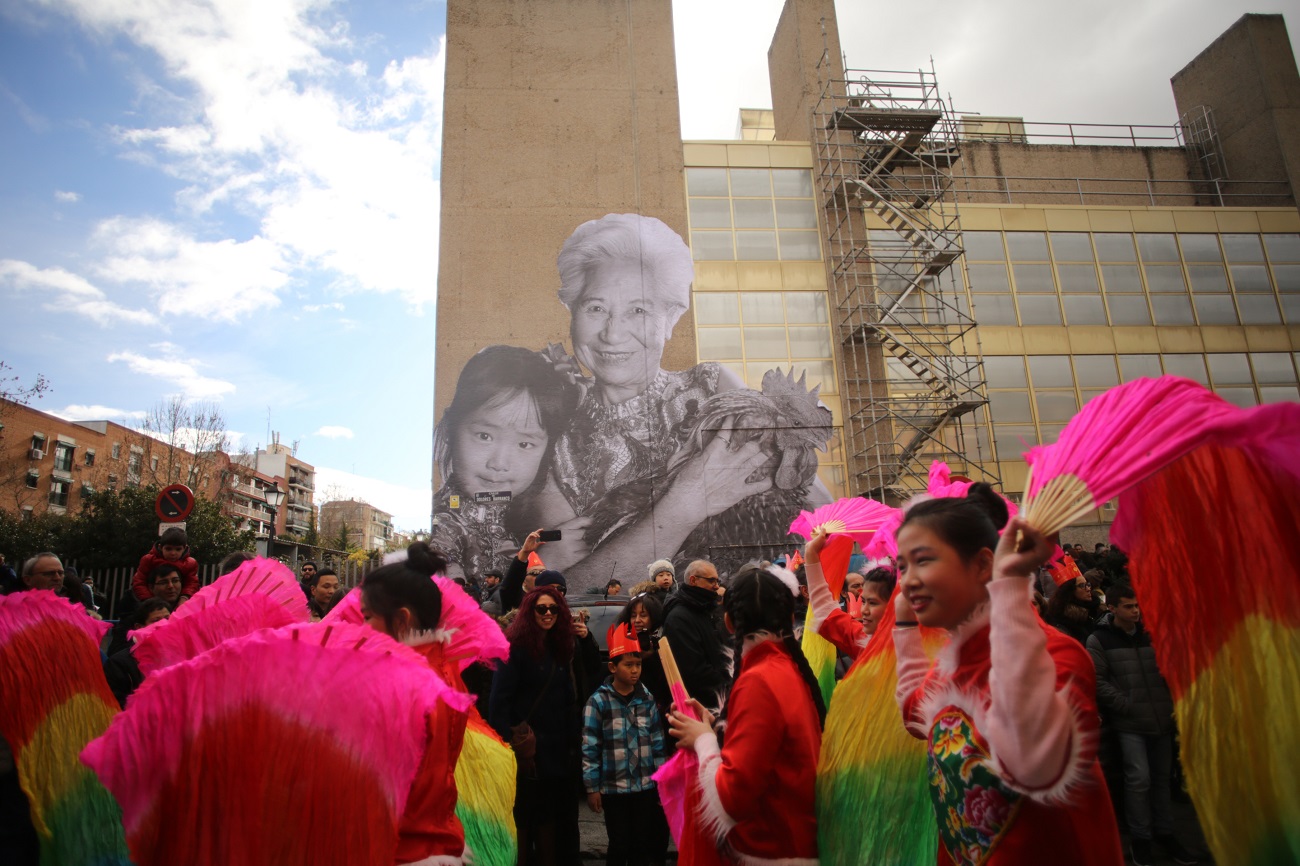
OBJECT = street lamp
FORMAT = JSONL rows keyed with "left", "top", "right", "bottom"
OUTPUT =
{"left": 264, "top": 484, "right": 286, "bottom": 560}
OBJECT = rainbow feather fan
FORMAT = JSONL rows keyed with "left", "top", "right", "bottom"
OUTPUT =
{"left": 456, "top": 714, "right": 518, "bottom": 866}
{"left": 816, "top": 599, "right": 945, "bottom": 866}
{"left": 0, "top": 591, "right": 130, "bottom": 865}
{"left": 800, "top": 534, "right": 856, "bottom": 706}
{"left": 81, "top": 621, "right": 468, "bottom": 866}
{"left": 1109, "top": 403, "right": 1300, "bottom": 866}
{"left": 789, "top": 496, "right": 898, "bottom": 545}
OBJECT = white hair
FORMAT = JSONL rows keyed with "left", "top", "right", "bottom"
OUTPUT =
{"left": 556, "top": 213, "right": 693, "bottom": 322}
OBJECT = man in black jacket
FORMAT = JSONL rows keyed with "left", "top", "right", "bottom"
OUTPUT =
{"left": 661, "top": 559, "right": 729, "bottom": 710}
{"left": 1086, "top": 585, "right": 1197, "bottom": 866}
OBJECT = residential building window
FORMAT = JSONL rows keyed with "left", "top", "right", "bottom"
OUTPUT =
{"left": 25, "top": 470, "right": 39, "bottom": 489}
{"left": 107, "top": 474, "right": 119, "bottom": 490}
{"left": 151, "top": 455, "right": 159, "bottom": 472}
{"left": 30, "top": 433, "right": 46, "bottom": 453}
{"left": 53, "top": 442, "right": 75, "bottom": 472}
{"left": 49, "top": 479, "right": 70, "bottom": 508}
{"left": 85, "top": 450, "right": 96, "bottom": 467}
{"left": 112, "top": 442, "right": 122, "bottom": 459}
{"left": 127, "top": 450, "right": 143, "bottom": 485}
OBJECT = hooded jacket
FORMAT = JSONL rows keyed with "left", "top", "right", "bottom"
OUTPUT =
{"left": 1085, "top": 613, "right": 1175, "bottom": 736}
{"left": 662, "top": 584, "right": 729, "bottom": 710}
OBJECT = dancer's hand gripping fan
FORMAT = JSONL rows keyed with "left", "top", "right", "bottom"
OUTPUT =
{"left": 81, "top": 622, "right": 471, "bottom": 866}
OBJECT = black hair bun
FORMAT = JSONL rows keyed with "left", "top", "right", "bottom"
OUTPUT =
{"left": 964, "top": 482, "right": 1010, "bottom": 531}
{"left": 405, "top": 541, "right": 449, "bottom": 577}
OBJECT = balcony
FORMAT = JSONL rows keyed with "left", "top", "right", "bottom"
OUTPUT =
{"left": 289, "top": 475, "right": 314, "bottom": 491}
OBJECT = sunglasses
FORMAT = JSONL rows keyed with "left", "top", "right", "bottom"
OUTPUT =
{"left": 534, "top": 604, "right": 561, "bottom": 615}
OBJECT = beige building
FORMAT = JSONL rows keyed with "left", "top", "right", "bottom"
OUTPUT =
{"left": 319, "top": 499, "right": 394, "bottom": 552}
{"left": 434, "top": 0, "right": 1299, "bottom": 571}
{"left": 253, "top": 434, "right": 316, "bottom": 536}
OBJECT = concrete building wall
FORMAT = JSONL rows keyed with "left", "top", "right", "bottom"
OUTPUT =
{"left": 435, "top": 0, "right": 692, "bottom": 435}
{"left": 767, "top": 0, "right": 845, "bottom": 142}
{"left": 319, "top": 499, "right": 393, "bottom": 551}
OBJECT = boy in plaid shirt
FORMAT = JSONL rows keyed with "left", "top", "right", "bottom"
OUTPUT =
{"left": 582, "top": 623, "right": 670, "bottom": 866}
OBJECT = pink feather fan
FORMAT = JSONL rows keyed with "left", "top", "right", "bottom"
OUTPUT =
{"left": 325, "top": 577, "right": 509, "bottom": 671}
{"left": 789, "top": 497, "right": 898, "bottom": 544}
{"left": 130, "top": 557, "right": 309, "bottom": 675}
{"left": 861, "top": 462, "right": 1020, "bottom": 559}
{"left": 1021, "top": 376, "right": 1239, "bottom": 535}
{"left": 81, "top": 621, "right": 469, "bottom": 866}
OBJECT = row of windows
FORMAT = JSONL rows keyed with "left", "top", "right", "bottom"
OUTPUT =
{"left": 687, "top": 167, "right": 822, "bottom": 262}
{"left": 964, "top": 231, "right": 1300, "bottom": 266}
{"left": 693, "top": 291, "right": 837, "bottom": 395}
{"left": 965, "top": 260, "right": 1300, "bottom": 295}
{"left": 970, "top": 289, "right": 1297, "bottom": 327}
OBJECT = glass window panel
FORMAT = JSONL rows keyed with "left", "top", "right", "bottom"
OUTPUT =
{"left": 774, "top": 199, "right": 818, "bottom": 229}
{"left": 1095, "top": 233, "right": 1138, "bottom": 262}
{"left": 788, "top": 326, "right": 832, "bottom": 358}
{"left": 972, "top": 294, "right": 1018, "bottom": 325}
{"left": 1081, "top": 388, "right": 1110, "bottom": 404}
{"left": 1193, "top": 295, "right": 1239, "bottom": 325}
{"left": 1119, "top": 354, "right": 1163, "bottom": 381}
{"left": 988, "top": 390, "right": 1033, "bottom": 423}
{"left": 1137, "top": 233, "right": 1179, "bottom": 262}
{"left": 1049, "top": 232, "right": 1094, "bottom": 263}
{"left": 967, "top": 263, "right": 1010, "bottom": 293}
{"left": 740, "top": 292, "right": 786, "bottom": 324}
{"left": 983, "top": 356, "right": 1027, "bottom": 389}
{"left": 886, "top": 357, "right": 911, "bottom": 383}
{"left": 1215, "top": 387, "right": 1257, "bottom": 408}
{"left": 1057, "top": 265, "right": 1099, "bottom": 293}
{"left": 1073, "top": 356, "right": 1118, "bottom": 387}
{"left": 1038, "top": 424, "right": 1068, "bottom": 444}
{"left": 694, "top": 292, "right": 740, "bottom": 325}
{"left": 1012, "top": 263, "right": 1055, "bottom": 293}
{"left": 778, "top": 231, "right": 821, "bottom": 260}
{"left": 783, "top": 292, "right": 828, "bottom": 324}
{"left": 697, "top": 327, "right": 743, "bottom": 360}
{"left": 720, "top": 361, "right": 745, "bottom": 383}
{"left": 1035, "top": 390, "right": 1079, "bottom": 422}
{"left": 1144, "top": 264, "right": 1187, "bottom": 293}
{"left": 1106, "top": 295, "right": 1151, "bottom": 325}
{"left": 1264, "top": 233, "right": 1300, "bottom": 261}
{"left": 732, "top": 199, "right": 775, "bottom": 228}
{"left": 1273, "top": 264, "right": 1300, "bottom": 292}
{"left": 1250, "top": 353, "right": 1297, "bottom": 384}
{"left": 689, "top": 198, "right": 732, "bottom": 229}
{"left": 1006, "top": 232, "right": 1049, "bottom": 260}
{"left": 789, "top": 359, "right": 837, "bottom": 394}
{"left": 1208, "top": 353, "right": 1252, "bottom": 385}
{"left": 1161, "top": 354, "right": 1209, "bottom": 385}
{"left": 742, "top": 327, "right": 789, "bottom": 359}
{"left": 1101, "top": 264, "right": 1143, "bottom": 292}
{"left": 1151, "top": 295, "right": 1195, "bottom": 324}
{"left": 735, "top": 231, "right": 779, "bottom": 260}
{"left": 1178, "top": 234, "right": 1222, "bottom": 262}
{"left": 1028, "top": 356, "right": 1073, "bottom": 388}
{"left": 993, "top": 425, "right": 1038, "bottom": 460}
{"left": 691, "top": 231, "right": 734, "bottom": 261}
{"left": 729, "top": 168, "right": 772, "bottom": 197}
{"left": 1284, "top": 296, "right": 1300, "bottom": 323}
{"left": 1187, "top": 264, "right": 1229, "bottom": 293}
{"left": 686, "top": 168, "right": 729, "bottom": 196}
{"left": 963, "top": 231, "right": 1006, "bottom": 261}
{"left": 1237, "top": 295, "right": 1282, "bottom": 324}
{"left": 1016, "top": 295, "right": 1063, "bottom": 325}
{"left": 1063, "top": 295, "right": 1108, "bottom": 324}
{"left": 1222, "top": 234, "right": 1265, "bottom": 263}
{"left": 1260, "top": 386, "right": 1300, "bottom": 404}
{"left": 771, "top": 169, "right": 814, "bottom": 197}
{"left": 1230, "top": 264, "right": 1272, "bottom": 292}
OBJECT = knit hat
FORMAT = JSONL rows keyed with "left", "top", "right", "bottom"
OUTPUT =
{"left": 535, "top": 570, "right": 567, "bottom": 592}
{"left": 648, "top": 559, "right": 674, "bottom": 580}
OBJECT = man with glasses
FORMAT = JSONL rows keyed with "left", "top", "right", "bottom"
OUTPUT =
{"left": 661, "top": 559, "right": 728, "bottom": 709}
{"left": 17, "top": 552, "right": 65, "bottom": 593}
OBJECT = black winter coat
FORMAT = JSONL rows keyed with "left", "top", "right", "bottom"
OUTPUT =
{"left": 662, "top": 585, "right": 729, "bottom": 710}
{"left": 1085, "top": 613, "right": 1175, "bottom": 735}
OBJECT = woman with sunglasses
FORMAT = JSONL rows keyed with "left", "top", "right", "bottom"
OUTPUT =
{"left": 489, "top": 587, "right": 581, "bottom": 865}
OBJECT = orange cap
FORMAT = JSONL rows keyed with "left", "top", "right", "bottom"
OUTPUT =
{"left": 606, "top": 622, "right": 642, "bottom": 658}
{"left": 527, "top": 551, "right": 544, "bottom": 570}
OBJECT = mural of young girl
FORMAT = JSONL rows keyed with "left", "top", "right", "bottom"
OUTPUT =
{"left": 432, "top": 345, "right": 581, "bottom": 582}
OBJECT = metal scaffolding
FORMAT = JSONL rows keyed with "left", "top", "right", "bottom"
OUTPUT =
{"left": 813, "top": 61, "right": 999, "bottom": 504}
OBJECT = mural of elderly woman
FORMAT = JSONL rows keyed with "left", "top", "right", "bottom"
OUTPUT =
{"left": 533, "top": 213, "right": 828, "bottom": 586}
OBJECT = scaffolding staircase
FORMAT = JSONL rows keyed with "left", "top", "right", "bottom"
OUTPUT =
{"left": 814, "top": 64, "right": 999, "bottom": 504}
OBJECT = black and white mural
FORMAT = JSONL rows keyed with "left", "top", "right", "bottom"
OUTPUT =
{"left": 433, "top": 213, "right": 835, "bottom": 591}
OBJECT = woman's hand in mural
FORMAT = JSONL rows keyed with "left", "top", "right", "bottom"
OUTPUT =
{"left": 665, "top": 419, "right": 773, "bottom": 526}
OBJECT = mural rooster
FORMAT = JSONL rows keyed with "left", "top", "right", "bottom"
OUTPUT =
{"left": 584, "top": 368, "right": 835, "bottom": 576}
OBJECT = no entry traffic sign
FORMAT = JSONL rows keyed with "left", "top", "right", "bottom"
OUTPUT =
{"left": 156, "top": 484, "right": 195, "bottom": 522}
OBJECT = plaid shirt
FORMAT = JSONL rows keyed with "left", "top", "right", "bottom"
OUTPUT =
{"left": 581, "top": 680, "right": 667, "bottom": 795}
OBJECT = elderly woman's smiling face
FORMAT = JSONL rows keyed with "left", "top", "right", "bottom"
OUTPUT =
{"left": 570, "top": 257, "right": 680, "bottom": 401}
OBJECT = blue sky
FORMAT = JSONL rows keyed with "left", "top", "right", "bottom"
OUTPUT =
{"left": 0, "top": 0, "right": 1281, "bottom": 530}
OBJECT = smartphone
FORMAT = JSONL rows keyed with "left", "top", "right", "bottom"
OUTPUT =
{"left": 538, "top": 529, "right": 562, "bottom": 542}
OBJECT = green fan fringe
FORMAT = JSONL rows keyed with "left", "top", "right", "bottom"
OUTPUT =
{"left": 40, "top": 770, "right": 131, "bottom": 866}
{"left": 457, "top": 803, "right": 517, "bottom": 866}
{"left": 817, "top": 760, "right": 936, "bottom": 866}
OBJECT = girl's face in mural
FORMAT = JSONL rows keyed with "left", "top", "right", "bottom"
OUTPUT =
{"left": 570, "top": 257, "right": 676, "bottom": 399}
{"left": 451, "top": 390, "right": 548, "bottom": 495}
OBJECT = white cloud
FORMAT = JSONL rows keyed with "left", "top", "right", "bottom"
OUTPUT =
{"left": 0, "top": 259, "right": 159, "bottom": 326}
{"left": 314, "top": 425, "right": 354, "bottom": 439}
{"left": 45, "top": 0, "right": 445, "bottom": 311}
{"left": 54, "top": 190, "right": 81, "bottom": 203}
{"left": 53, "top": 404, "right": 146, "bottom": 422}
{"left": 314, "top": 465, "right": 430, "bottom": 531}
{"left": 303, "top": 302, "right": 344, "bottom": 312}
{"left": 136, "top": 425, "right": 246, "bottom": 453}
{"left": 107, "top": 349, "right": 236, "bottom": 400}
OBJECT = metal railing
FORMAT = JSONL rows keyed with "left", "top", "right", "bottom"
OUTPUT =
{"left": 956, "top": 117, "right": 1186, "bottom": 148}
